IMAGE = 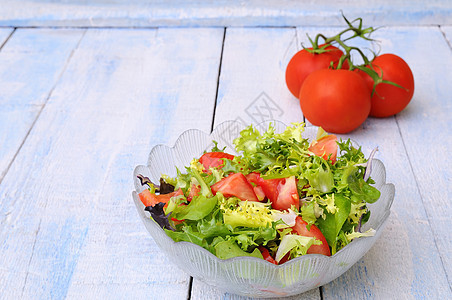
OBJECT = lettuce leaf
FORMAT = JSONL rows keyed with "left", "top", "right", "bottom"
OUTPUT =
{"left": 215, "top": 240, "right": 263, "bottom": 260}
{"left": 275, "top": 234, "right": 321, "bottom": 262}
{"left": 316, "top": 194, "right": 351, "bottom": 254}
{"left": 171, "top": 194, "right": 218, "bottom": 221}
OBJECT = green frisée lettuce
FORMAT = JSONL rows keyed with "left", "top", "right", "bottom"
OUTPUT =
{"left": 138, "top": 123, "right": 381, "bottom": 263}
{"left": 275, "top": 234, "right": 322, "bottom": 263}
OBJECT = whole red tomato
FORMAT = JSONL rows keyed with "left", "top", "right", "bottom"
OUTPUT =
{"left": 285, "top": 44, "right": 348, "bottom": 99}
{"left": 299, "top": 69, "right": 371, "bottom": 133}
{"left": 358, "top": 54, "right": 414, "bottom": 118}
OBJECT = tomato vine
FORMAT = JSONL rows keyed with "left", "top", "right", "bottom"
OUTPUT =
{"left": 303, "top": 13, "right": 404, "bottom": 96}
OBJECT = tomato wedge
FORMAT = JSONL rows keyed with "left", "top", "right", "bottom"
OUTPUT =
{"left": 138, "top": 188, "right": 183, "bottom": 207}
{"left": 309, "top": 134, "right": 338, "bottom": 163}
{"left": 260, "top": 176, "right": 300, "bottom": 211}
{"left": 211, "top": 173, "right": 258, "bottom": 202}
{"left": 199, "top": 152, "right": 234, "bottom": 171}
{"left": 246, "top": 172, "right": 266, "bottom": 201}
{"left": 187, "top": 184, "right": 200, "bottom": 202}
{"left": 292, "top": 217, "right": 331, "bottom": 256}
{"left": 246, "top": 172, "right": 299, "bottom": 211}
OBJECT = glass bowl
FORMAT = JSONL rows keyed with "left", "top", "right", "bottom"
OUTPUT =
{"left": 132, "top": 120, "right": 395, "bottom": 298}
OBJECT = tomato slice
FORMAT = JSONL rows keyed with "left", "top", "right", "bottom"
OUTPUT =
{"left": 199, "top": 152, "right": 234, "bottom": 171}
{"left": 246, "top": 172, "right": 266, "bottom": 201}
{"left": 309, "top": 134, "right": 338, "bottom": 164}
{"left": 275, "top": 176, "right": 300, "bottom": 211}
{"left": 258, "top": 246, "right": 278, "bottom": 265}
{"left": 292, "top": 217, "right": 331, "bottom": 256}
{"left": 138, "top": 188, "right": 183, "bottom": 207}
{"left": 259, "top": 176, "right": 299, "bottom": 211}
{"left": 246, "top": 172, "right": 299, "bottom": 210}
{"left": 247, "top": 172, "right": 278, "bottom": 201}
{"left": 211, "top": 173, "right": 258, "bottom": 202}
{"left": 245, "top": 172, "right": 262, "bottom": 185}
{"left": 187, "top": 184, "right": 200, "bottom": 202}
{"left": 253, "top": 186, "right": 266, "bottom": 201}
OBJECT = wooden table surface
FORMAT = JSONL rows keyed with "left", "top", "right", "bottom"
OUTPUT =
{"left": 0, "top": 1, "right": 451, "bottom": 299}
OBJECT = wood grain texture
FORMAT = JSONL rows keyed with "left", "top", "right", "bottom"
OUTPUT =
{"left": 213, "top": 27, "right": 303, "bottom": 128}
{"left": 320, "top": 26, "right": 452, "bottom": 298}
{"left": 0, "top": 28, "right": 84, "bottom": 182}
{"left": 0, "top": 27, "right": 224, "bottom": 299}
{"left": 384, "top": 26, "right": 452, "bottom": 288}
{"left": 0, "top": 0, "right": 451, "bottom": 27}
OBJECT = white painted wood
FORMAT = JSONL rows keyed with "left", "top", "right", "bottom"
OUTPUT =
{"left": 442, "top": 25, "right": 452, "bottom": 45}
{"left": 0, "top": 28, "right": 83, "bottom": 181}
{"left": 0, "top": 0, "right": 451, "bottom": 27}
{"left": 0, "top": 27, "right": 224, "bottom": 299}
{"left": 379, "top": 26, "right": 452, "bottom": 287}
{"left": 191, "top": 280, "right": 321, "bottom": 300}
{"left": 320, "top": 26, "right": 452, "bottom": 298}
{"left": 213, "top": 27, "right": 303, "bottom": 127}
{"left": 0, "top": 28, "right": 13, "bottom": 47}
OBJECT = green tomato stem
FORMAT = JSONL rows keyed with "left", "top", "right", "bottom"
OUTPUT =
{"left": 303, "top": 13, "right": 404, "bottom": 94}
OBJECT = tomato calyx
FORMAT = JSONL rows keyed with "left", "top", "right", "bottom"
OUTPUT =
{"left": 305, "top": 14, "right": 376, "bottom": 55}
{"left": 304, "top": 13, "right": 376, "bottom": 68}
{"left": 302, "top": 13, "right": 405, "bottom": 95}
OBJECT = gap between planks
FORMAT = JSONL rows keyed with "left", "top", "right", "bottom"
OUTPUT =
{"left": 209, "top": 27, "right": 227, "bottom": 134}
{"left": 0, "top": 29, "right": 87, "bottom": 185}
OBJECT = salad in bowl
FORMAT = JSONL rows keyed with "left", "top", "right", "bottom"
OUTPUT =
{"left": 132, "top": 120, "right": 394, "bottom": 298}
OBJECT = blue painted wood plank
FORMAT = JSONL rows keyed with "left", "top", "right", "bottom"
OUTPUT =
{"left": 0, "top": 0, "right": 451, "bottom": 27}
{"left": 0, "top": 28, "right": 13, "bottom": 47}
{"left": 213, "top": 27, "right": 303, "bottom": 128}
{"left": 442, "top": 25, "right": 452, "bottom": 45}
{"left": 0, "top": 27, "right": 224, "bottom": 299}
{"left": 383, "top": 26, "right": 452, "bottom": 288}
{"left": 0, "top": 29, "right": 84, "bottom": 181}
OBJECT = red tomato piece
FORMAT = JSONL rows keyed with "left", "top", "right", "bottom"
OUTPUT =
{"left": 138, "top": 189, "right": 154, "bottom": 207}
{"left": 299, "top": 69, "right": 371, "bottom": 134}
{"left": 246, "top": 172, "right": 299, "bottom": 210}
{"left": 278, "top": 252, "right": 291, "bottom": 264}
{"left": 259, "top": 176, "right": 300, "bottom": 211}
{"left": 247, "top": 173, "right": 278, "bottom": 202}
{"left": 358, "top": 53, "right": 415, "bottom": 118}
{"left": 138, "top": 188, "right": 183, "bottom": 207}
{"left": 245, "top": 172, "right": 262, "bottom": 185}
{"left": 211, "top": 173, "right": 259, "bottom": 202}
{"left": 199, "top": 152, "right": 234, "bottom": 171}
{"left": 285, "top": 44, "right": 348, "bottom": 99}
{"left": 258, "top": 246, "right": 278, "bottom": 265}
{"left": 253, "top": 186, "right": 266, "bottom": 201}
{"left": 246, "top": 172, "right": 266, "bottom": 201}
{"left": 274, "top": 176, "right": 300, "bottom": 211}
{"left": 292, "top": 217, "right": 331, "bottom": 256}
{"left": 187, "top": 184, "right": 200, "bottom": 202}
{"left": 308, "top": 134, "right": 338, "bottom": 163}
